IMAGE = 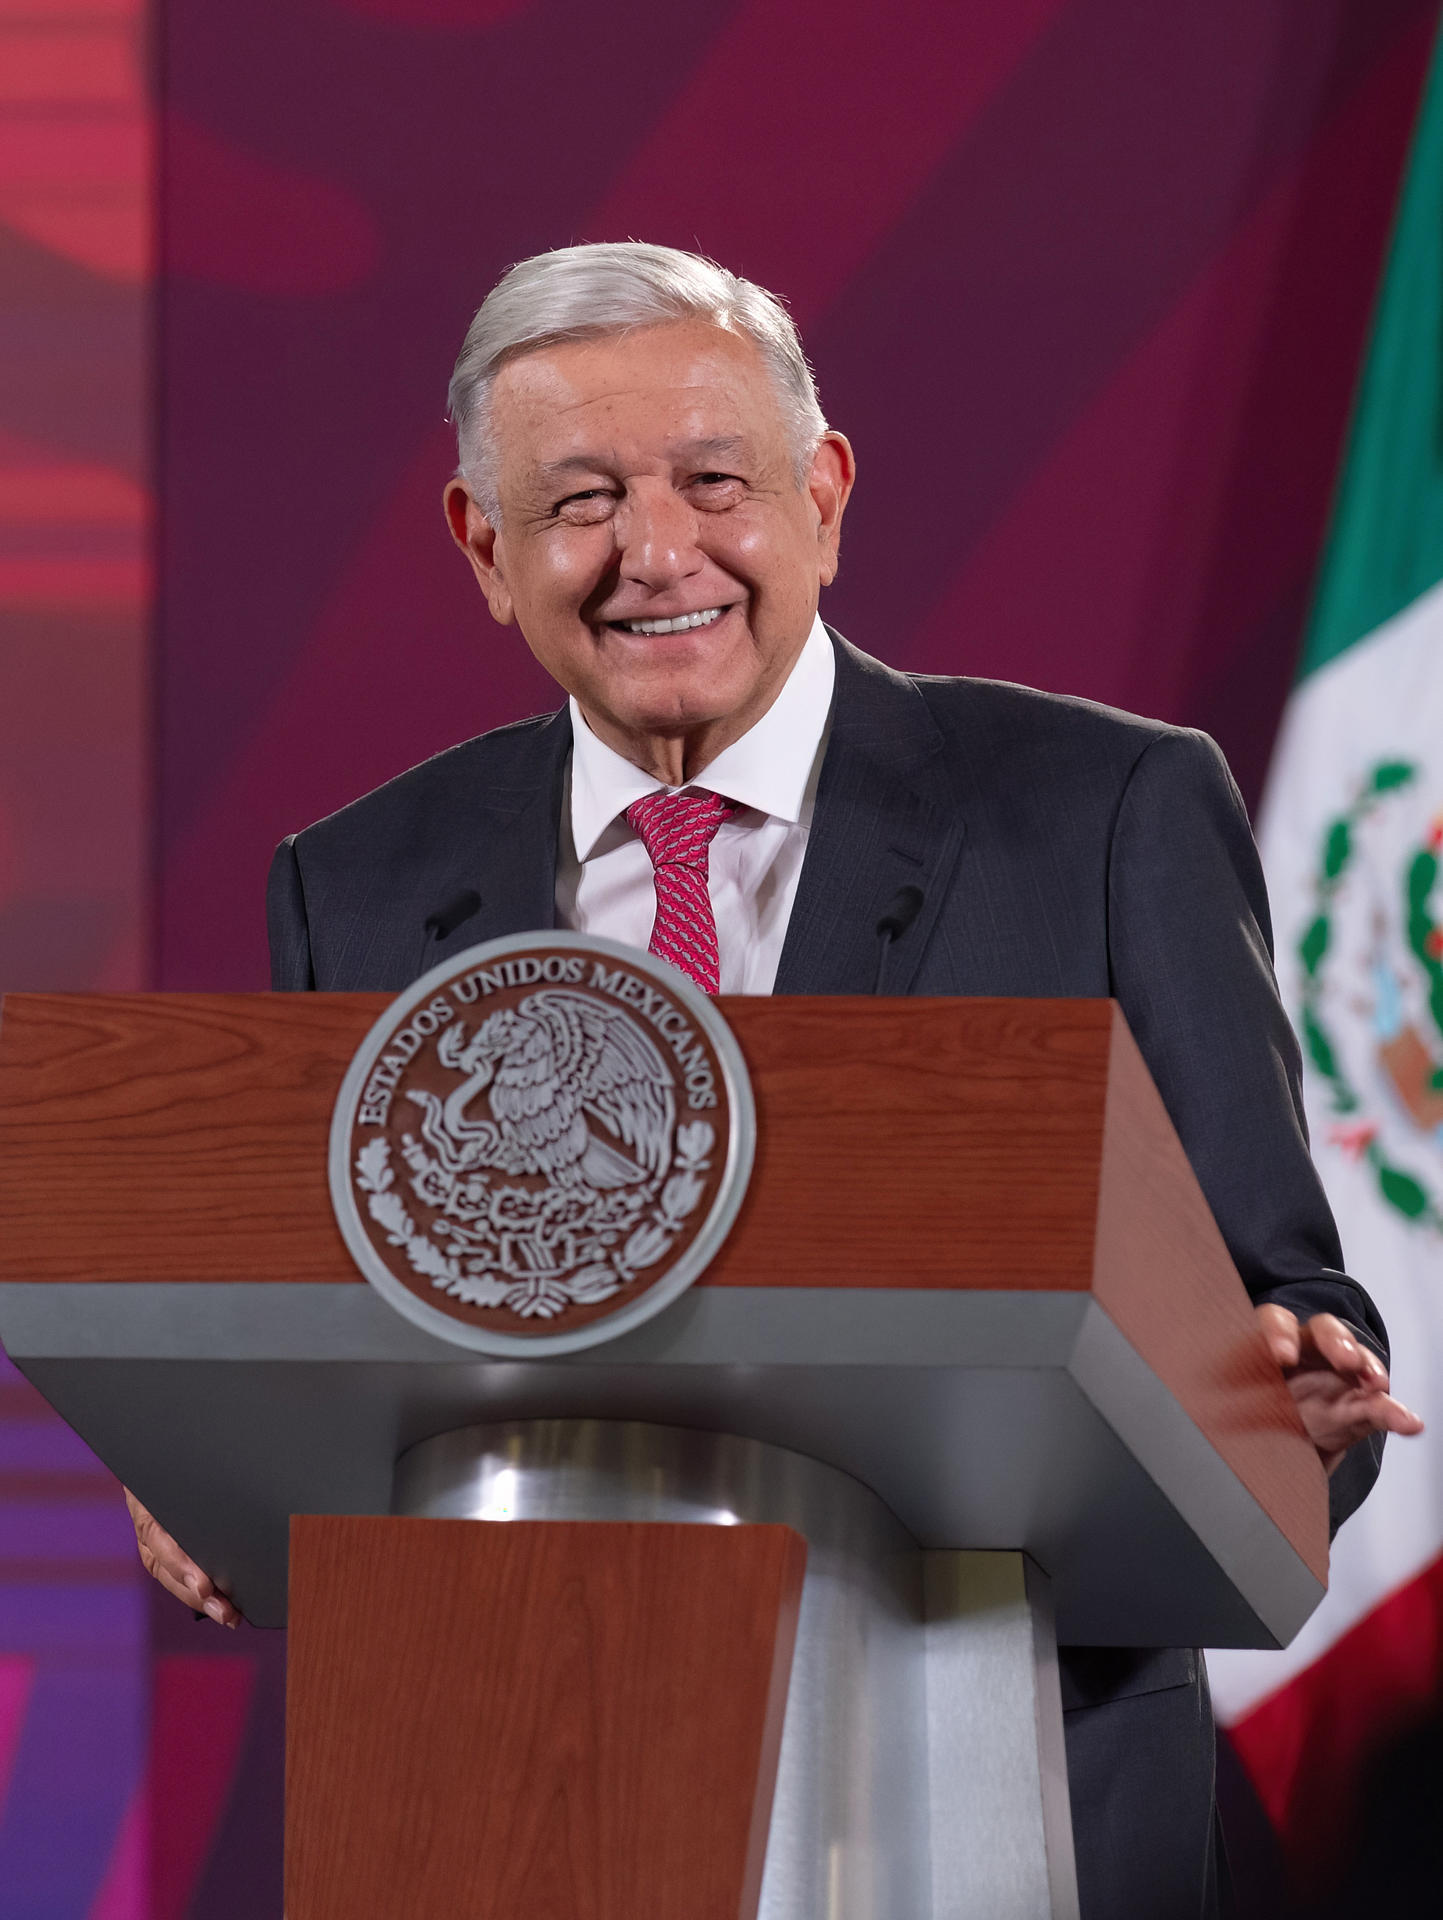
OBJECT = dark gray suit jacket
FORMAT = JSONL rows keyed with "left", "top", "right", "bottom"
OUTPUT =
{"left": 269, "top": 630, "right": 1386, "bottom": 1914}
{"left": 270, "top": 631, "right": 1386, "bottom": 1391}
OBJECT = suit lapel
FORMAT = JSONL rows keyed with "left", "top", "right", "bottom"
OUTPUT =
{"left": 415, "top": 641, "right": 964, "bottom": 995}
{"left": 421, "top": 706, "right": 572, "bottom": 972}
{"left": 774, "top": 634, "right": 966, "bottom": 994}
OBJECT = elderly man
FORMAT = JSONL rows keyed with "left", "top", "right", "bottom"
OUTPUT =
{"left": 130, "top": 242, "right": 1419, "bottom": 1917}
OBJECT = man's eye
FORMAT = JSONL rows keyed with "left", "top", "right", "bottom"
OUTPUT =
{"left": 554, "top": 490, "right": 614, "bottom": 522}
{"left": 690, "top": 473, "right": 745, "bottom": 502}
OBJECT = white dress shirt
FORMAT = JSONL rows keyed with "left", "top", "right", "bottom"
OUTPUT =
{"left": 554, "top": 614, "right": 835, "bottom": 993}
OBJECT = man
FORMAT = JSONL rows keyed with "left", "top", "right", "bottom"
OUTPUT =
{"left": 131, "top": 242, "right": 1420, "bottom": 1915}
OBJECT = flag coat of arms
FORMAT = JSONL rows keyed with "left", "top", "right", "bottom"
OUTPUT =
{"left": 1208, "top": 17, "right": 1443, "bottom": 1885}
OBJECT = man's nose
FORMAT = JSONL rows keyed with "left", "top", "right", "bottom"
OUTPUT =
{"left": 614, "top": 486, "right": 703, "bottom": 589}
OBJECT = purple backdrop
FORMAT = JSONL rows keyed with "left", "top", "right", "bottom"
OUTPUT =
{"left": 155, "top": 0, "right": 1437, "bottom": 991}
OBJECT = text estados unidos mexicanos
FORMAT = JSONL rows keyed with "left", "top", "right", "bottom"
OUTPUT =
{"left": 356, "top": 956, "right": 719, "bottom": 1127}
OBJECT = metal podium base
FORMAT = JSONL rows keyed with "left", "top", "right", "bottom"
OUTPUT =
{"left": 393, "top": 1419, "right": 1079, "bottom": 1920}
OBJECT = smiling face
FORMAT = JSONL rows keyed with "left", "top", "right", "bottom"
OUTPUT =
{"left": 443, "top": 319, "right": 854, "bottom": 783}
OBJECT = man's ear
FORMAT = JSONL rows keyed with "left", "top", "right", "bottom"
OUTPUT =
{"left": 808, "top": 432, "right": 856, "bottom": 587}
{"left": 442, "top": 477, "right": 515, "bottom": 626}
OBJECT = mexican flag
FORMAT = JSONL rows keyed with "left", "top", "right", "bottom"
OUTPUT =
{"left": 1206, "top": 17, "right": 1443, "bottom": 1895}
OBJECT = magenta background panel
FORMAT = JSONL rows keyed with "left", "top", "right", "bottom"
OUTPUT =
{"left": 1, "top": 4, "right": 157, "bottom": 1916}
{"left": 154, "top": 0, "right": 1439, "bottom": 990}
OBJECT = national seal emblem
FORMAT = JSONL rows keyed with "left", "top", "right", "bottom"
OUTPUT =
{"left": 1296, "top": 760, "right": 1443, "bottom": 1233}
{"left": 329, "top": 933, "right": 756, "bottom": 1352}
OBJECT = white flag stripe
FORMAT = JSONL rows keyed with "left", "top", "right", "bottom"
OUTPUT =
{"left": 1208, "top": 584, "right": 1443, "bottom": 1724}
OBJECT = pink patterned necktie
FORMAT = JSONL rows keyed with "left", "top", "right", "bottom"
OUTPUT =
{"left": 626, "top": 788, "right": 739, "bottom": 995}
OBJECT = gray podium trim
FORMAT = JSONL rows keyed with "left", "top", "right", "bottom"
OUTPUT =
{"left": 1066, "top": 1305, "right": 1323, "bottom": 1647}
{"left": 0, "top": 1279, "right": 1096, "bottom": 1364}
{"left": 0, "top": 1280, "right": 1322, "bottom": 1647}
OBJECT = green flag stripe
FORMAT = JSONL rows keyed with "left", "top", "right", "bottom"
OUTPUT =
{"left": 1301, "top": 16, "right": 1443, "bottom": 679}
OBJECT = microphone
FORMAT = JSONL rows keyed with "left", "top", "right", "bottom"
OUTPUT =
{"left": 424, "top": 888, "right": 482, "bottom": 943}
{"left": 873, "top": 884, "right": 925, "bottom": 995}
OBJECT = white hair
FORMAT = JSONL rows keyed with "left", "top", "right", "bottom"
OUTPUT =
{"left": 446, "top": 241, "right": 828, "bottom": 521}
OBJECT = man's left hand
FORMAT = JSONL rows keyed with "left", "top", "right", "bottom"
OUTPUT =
{"left": 1256, "top": 1304, "right": 1424, "bottom": 1474}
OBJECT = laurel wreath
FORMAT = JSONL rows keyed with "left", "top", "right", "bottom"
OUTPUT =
{"left": 354, "top": 1121, "right": 715, "bottom": 1319}
{"left": 1297, "top": 759, "right": 1443, "bottom": 1231}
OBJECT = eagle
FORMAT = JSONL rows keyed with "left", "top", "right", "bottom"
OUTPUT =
{"left": 409, "top": 989, "right": 675, "bottom": 1191}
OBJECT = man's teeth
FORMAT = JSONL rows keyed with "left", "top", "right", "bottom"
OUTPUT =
{"left": 615, "top": 607, "right": 726, "bottom": 635}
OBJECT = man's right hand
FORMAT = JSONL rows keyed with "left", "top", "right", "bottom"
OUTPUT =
{"left": 124, "top": 1488, "right": 241, "bottom": 1627}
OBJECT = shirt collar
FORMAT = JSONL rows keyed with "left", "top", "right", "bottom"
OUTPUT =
{"left": 568, "top": 613, "right": 836, "bottom": 864}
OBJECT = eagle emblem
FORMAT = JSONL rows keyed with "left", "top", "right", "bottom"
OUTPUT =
{"left": 1296, "top": 761, "right": 1443, "bottom": 1233}
{"left": 331, "top": 935, "right": 753, "bottom": 1352}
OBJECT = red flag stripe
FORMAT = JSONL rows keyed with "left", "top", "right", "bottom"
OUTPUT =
{"left": 1225, "top": 1550, "right": 1443, "bottom": 1898}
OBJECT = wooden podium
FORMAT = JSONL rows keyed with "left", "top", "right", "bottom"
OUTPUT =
{"left": 0, "top": 992, "right": 1326, "bottom": 1920}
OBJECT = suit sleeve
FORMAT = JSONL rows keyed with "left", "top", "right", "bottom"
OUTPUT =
{"left": 1106, "top": 728, "right": 1386, "bottom": 1533}
{"left": 266, "top": 836, "right": 316, "bottom": 991}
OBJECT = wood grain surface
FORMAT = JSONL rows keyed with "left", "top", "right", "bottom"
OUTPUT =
{"left": 0, "top": 992, "right": 374, "bottom": 1284}
{"left": 0, "top": 990, "right": 1325, "bottom": 1571}
{"left": 1092, "top": 1007, "right": 1329, "bottom": 1579}
{"left": 0, "top": 991, "right": 1118, "bottom": 1287}
{"left": 285, "top": 1516, "right": 805, "bottom": 1920}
